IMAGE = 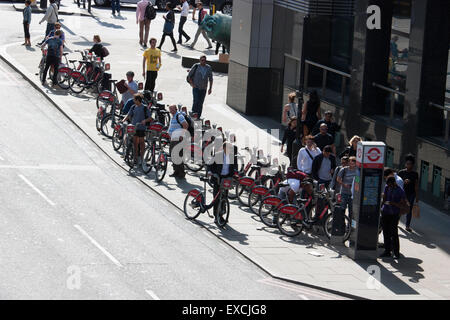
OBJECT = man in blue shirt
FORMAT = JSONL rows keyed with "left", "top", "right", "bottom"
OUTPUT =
{"left": 380, "top": 176, "right": 407, "bottom": 259}
{"left": 41, "top": 30, "right": 63, "bottom": 86}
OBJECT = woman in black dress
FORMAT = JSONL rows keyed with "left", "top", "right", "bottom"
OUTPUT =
{"left": 301, "top": 90, "right": 321, "bottom": 138}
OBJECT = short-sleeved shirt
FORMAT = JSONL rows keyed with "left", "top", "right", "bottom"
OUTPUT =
{"left": 313, "top": 133, "right": 334, "bottom": 151}
{"left": 382, "top": 185, "right": 406, "bottom": 215}
{"left": 189, "top": 63, "right": 213, "bottom": 90}
{"left": 398, "top": 169, "right": 419, "bottom": 197}
{"left": 121, "top": 81, "right": 138, "bottom": 103}
{"left": 46, "top": 37, "right": 63, "bottom": 58}
{"left": 143, "top": 48, "right": 161, "bottom": 71}
{"left": 127, "top": 104, "right": 149, "bottom": 128}
{"left": 337, "top": 167, "right": 360, "bottom": 195}
{"left": 168, "top": 111, "right": 187, "bottom": 140}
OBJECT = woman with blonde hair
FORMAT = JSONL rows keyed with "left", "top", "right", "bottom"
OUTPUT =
{"left": 282, "top": 92, "right": 298, "bottom": 127}
{"left": 339, "top": 135, "right": 362, "bottom": 158}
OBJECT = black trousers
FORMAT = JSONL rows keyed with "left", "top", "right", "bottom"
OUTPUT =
{"left": 178, "top": 16, "right": 190, "bottom": 42}
{"left": 42, "top": 55, "right": 59, "bottom": 84}
{"left": 212, "top": 176, "right": 230, "bottom": 215}
{"left": 145, "top": 70, "right": 158, "bottom": 92}
{"left": 23, "top": 22, "right": 30, "bottom": 39}
{"left": 170, "top": 140, "right": 185, "bottom": 175}
{"left": 381, "top": 213, "right": 400, "bottom": 255}
{"left": 159, "top": 32, "right": 177, "bottom": 50}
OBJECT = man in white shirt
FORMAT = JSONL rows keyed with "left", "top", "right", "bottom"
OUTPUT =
{"left": 38, "top": 0, "right": 58, "bottom": 45}
{"left": 177, "top": 0, "right": 191, "bottom": 44}
{"left": 296, "top": 135, "right": 321, "bottom": 174}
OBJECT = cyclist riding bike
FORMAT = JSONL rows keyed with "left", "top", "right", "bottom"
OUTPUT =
{"left": 207, "top": 142, "right": 238, "bottom": 218}
{"left": 278, "top": 169, "right": 309, "bottom": 204}
{"left": 120, "top": 93, "right": 153, "bottom": 166}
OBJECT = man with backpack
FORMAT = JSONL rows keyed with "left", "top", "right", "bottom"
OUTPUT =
{"left": 41, "top": 30, "right": 63, "bottom": 86}
{"left": 136, "top": 0, "right": 156, "bottom": 48}
{"left": 38, "top": 0, "right": 58, "bottom": 46}
{"left": 168, "top": 105, "right": 189, "bottom": 179}
{"left": 187, "top": 55, "right": 213, "bottom": 118}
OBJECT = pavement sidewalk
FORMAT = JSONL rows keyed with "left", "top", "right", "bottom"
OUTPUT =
{"left": 1, "top": 5, "right": 449, "bottom": 300}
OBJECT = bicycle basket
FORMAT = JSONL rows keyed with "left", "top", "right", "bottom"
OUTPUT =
{"left": 221, "top": 178, "right": 233, "bottom": 189}
{"left": 127, "top": 125, "right": 136, "bottom": 134}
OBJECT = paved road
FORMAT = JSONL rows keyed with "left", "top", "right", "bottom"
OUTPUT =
{"left": 0, "top": 60, "right": 344, "bottom": 300}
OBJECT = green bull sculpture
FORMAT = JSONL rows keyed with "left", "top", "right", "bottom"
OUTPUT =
{"left": 200, "top": 13, "right": 231, "bottom": 54}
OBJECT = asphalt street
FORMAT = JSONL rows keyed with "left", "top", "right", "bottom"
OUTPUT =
{"left": 0, "top": 58, "right": 345, "bottom": 300}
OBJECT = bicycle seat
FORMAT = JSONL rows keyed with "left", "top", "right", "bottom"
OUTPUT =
{"left": 69, "top": 60, "right": 77, "bottom": 63}
{"left": 62, "top": 53, "right": 69, "bottom": 56}
{"left": 109, "top": 79, "right": 117, "bottom": 83}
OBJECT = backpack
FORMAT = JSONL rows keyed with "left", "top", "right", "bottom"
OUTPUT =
{"left": 144, "top": 3, "right": 156, "bottom": 20}
{"left": 47, "top": 38, "right": 60, "bottom": 57}
{"left": 176, "top": 112, "right": 195, "bottom": 137}
{"left": 186, "top": 63, "right": 199, "bottom": 84}
{"left": 101, "top": 46, "right": 109, "bottom": 58}
{"left": 286, "top": 170, "right": 308, "bottom": 181}
{"left": 130, "top": 105, "right": 150, "bottom": 125}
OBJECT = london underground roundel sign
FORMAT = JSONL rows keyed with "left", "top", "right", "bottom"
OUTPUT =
{"left": 367, "top": 148, "right": 381, "bottom": 162}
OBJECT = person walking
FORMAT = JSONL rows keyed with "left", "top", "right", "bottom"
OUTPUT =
{"left": 398, "top": 154, "right": 419, "bottom": 232}
{"left": 296, "top": 135, "right": 321, "bottom": 175}
{"left": 280, "top": 117, "right": 297, "bottom": 166}
{"left": 22, "top": 0, "right": 32, "bottom": 47}
{"left": 339, "top": 135, "right": 361, "bottom": 158}
{"left": 191, "top": 0, "right": 200, "bottom": 20}
{"left": 111, "top": 0, "right": 121, "bottom": 16}
{"left": 158, "top": 2, "right": 178, "bottom": 52}
{"left": 177, "top": 0, "right": 191, "bottom": 44}
{"left": 168, "top": 105, "right": 189, "bottom": 179}
{"left": 187, "top": 55, "right": 213, "bottom": 118}
{"left": 282, "top": 92, "right": 298, "bottom": 128}
{"left": 380, "top": 176, "right": 407, "bottom": 259}
{"left": 313, "top": 123, "right": 336, "bottom": 154}
{"left": 301, "top": 90, "right": 321, "bottom": 138}
{"left": 330, "top": 156, "right": 349, "bottom": 192}
{"left": 189, "top": 2, "right": 212, "bottom": 50}
{"left": 41, "top": 30, "right": 63, "bottom": 86}
{"left": 142, "top": 38, "right": 161, "bottom": 92}
{"left": 311, "top": 145, "right": 336, "bottom": 188}
{"left": 336, "top": 156, "right": 359, "bottom": 220}
{"left": 311, "top": 110, "right": 339, "bottom": 139}
{"left": 38, "top": 0, "right": 58, "bottom": 45}
{"left": 136, "top": 0, "right": 152, "bottom": 47}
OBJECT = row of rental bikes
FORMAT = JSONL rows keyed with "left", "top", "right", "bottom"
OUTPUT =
{"left": 44, "top": 53, "right": 352, "bottom": 240}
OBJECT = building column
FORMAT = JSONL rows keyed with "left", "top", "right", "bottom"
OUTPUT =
{"left": 226, "top": 0, "right": 274, "bottom": 115}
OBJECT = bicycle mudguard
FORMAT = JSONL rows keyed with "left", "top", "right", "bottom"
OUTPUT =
{"left": 188, "top": 188, "right": 203, "bottom": 201}
{"left": 238, "top": 176, "right": 255, "bottom": 186}
{"left": 262, "top": 195, "right": 282, "bottom": 207}
{"left": 251, "top": 185, "right": 269, "bottom": 195}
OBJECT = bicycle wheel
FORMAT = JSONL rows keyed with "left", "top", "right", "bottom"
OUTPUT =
{"left": 57, "top": 69, "right": 70, "bottom": 89}
{"left": 236, "top": 184, "right": 251, "bottom": 207}
{"left": 259, "top": 202, "right": 278, "bottom": 228}
{"left": 248, "top": 189, "right": 263, "bottom": 215}
{"left": 155, "top": 150, "right": 168, "bottom": 182}
{"left": 38, "top": 58, "right": 45, "bottom": 81}
{"left": 215, "top": 198, "right": 230, "bottom": 228}
{"left": 277, "top": 213, "right": 303, "bottom": 237}
{"left": 100, "top": 114, "right": 115, "bottom": 139}
{"left": 227, "top": 180, "right": 238, "bottom": 200}
{"left": 124, "top": 142, "right": 135, "bottom": 168}
{"left": 68, "top": 75, "right": 85, "bottom": 94}
{"left": 323, "top": 214, "right": 352, "bottom": 242}
{"left": 112, "top": 126, "right": 123, "bottom": 151}
{"left": 143, "top": 143, "right": 155, "bottom": 174}
{"left": 183, "top": 193, "right": 202, "bottom": 220}
{"left": 95, "top": 112, "right": 103, "bottom": 132}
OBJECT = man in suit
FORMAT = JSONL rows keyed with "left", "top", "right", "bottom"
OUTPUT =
{"left": 207, "top": 142, "right": 238, "bottom": 217}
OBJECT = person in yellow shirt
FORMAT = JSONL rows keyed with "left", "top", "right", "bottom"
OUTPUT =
{"left": 142, "top": 38, "right": 161, "bottom": 92}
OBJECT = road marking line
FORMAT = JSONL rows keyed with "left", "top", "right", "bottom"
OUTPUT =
{"left": 145, "top": 289, "right": 160, "bottom": 300}
{"left": 3, "top": 164, "right": 98, "bottom": 171}
{"left": 74, "top": 224, "right": 123, "bottom": 268}
{"left": 203, "top": 231, "right": 213, "bottom": 239}
{"left": 237, "top": 256, "right": 247, "bottom": 264}
{"left": 299, "top": 294, "right": 309, "bottom": 300}
{"left": 18, "top": 174, "right": 56, "bottom": 206}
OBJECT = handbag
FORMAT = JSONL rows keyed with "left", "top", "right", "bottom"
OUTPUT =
{"left": 412, "top": 204, "right": 420, "bottom": 218}
{"left": 116, "top": 79, "right": 128, "bottom": 94}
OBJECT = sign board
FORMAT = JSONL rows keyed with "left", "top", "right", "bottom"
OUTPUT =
{"left": 355, "top": 141, "right": 385, "bottom": 169}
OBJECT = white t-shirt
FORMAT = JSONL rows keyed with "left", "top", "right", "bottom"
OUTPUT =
{"left": 181, "top": 1, "right": 189, "bottom": 16}
{"left": 297, "top": 146, "right": 321, "bottom": 174}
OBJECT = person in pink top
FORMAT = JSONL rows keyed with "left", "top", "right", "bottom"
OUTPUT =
{"left": 136, "top": 0, "right": 152, "bottom": 48}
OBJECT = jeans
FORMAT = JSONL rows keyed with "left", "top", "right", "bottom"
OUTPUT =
{"left": 44, "top": 23, "right": 55, "bottom": 39}
{"left": 381, "top": 213, "right": 400, "bottom": 255}
{"left": 139, "top": 19, "right": 150, "bottom": 45}
{"left": 145, "top": 71, "right": 158, "bottom": 92}
{"left": 191, "top": 26, "right": 212, "bottom": 48}
{"left": 192, "top": 87, "right": 207, "bottom": 117}
{"left": 405, "top": 194, "right": 415, "bottom": 228}
{"left": 178, "top": 16, "right": 190, "bottom": 42}
{"left": 111, "top": 0, "right": 120, "bottom": 14}
{"left": 42, "top": 55, "right": 59, "bottom": 84}
{"left": 341, "top": 193, "right": 353, "bottom": 220}
{"left": 170, "top": 140, "right": 185, "bottom": 176}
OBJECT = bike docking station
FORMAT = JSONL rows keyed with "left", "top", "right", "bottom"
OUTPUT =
{"left": 348, "top": 141, "right": 386, "bottom": 260}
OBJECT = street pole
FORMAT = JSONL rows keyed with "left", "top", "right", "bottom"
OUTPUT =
{"left": 88, "top": 0, "right": 91, "bottom": 13}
